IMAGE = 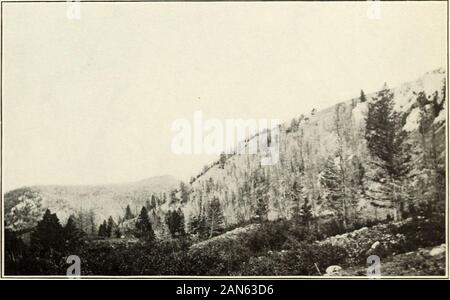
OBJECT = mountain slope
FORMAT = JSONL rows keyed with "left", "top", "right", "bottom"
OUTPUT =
{"left": 4, "top": 68, "right": 446, "bottom": 238}
{"left": 4, "top": 175, "right": 180, "bottom": 232}
{"left": 181, "top": 68, "right": 446, "bottom": 231}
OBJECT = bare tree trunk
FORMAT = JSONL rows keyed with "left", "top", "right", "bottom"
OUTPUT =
{"left": 209, "top": 216, "right": 214, "bottom": 239}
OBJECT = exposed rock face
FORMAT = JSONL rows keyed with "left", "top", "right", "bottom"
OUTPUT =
{"left": 318, "top": 219, "right": 412, "bottom": 265}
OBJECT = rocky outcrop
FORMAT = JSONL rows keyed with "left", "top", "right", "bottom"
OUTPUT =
{"left": 325, "top": 265, "right": 343, "bottom": 276}
{"left": 190, "top": 224, "right": 260, "bottom": 251}
{"left": 331, "top": 244, "right": 446, "bottom": 276}
{"left": 317, "top": 219, "right": 413, "bottom": 265}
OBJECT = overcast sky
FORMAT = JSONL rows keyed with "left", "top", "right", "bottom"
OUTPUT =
{"left": 2, "top": 1, "right": 447, "bottom": 191}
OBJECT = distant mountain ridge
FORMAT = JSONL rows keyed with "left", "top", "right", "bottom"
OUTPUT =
{"left": 4, "top": 174, "right": 181, "bottom": 231}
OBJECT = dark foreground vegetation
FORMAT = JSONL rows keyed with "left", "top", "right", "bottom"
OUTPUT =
{"left": 5, "top": 207, "right": 444, "bottom": 276}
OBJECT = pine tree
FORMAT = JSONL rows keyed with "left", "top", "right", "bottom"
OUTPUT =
{"left": 151, "top": 194, "right": 157, "bottom": 209}
{"left": 145, "top": 199, "right": 152, "bottom": 211}
{"left": 165, "top": 208, "right": 186, "bottom": 238}
{"left": 63, "top": 215, "right": 85, "bottom": 251}
{"left": 254, "top": 189, "right": 269, "bottom": 223}
{"left": 329, "top": 103, "right": 361, "bottom": 228}
{"left": 290, "top": 118, "right": 299, "bottom": 132}
{"left": 169, "top": 190, "right": 179, "bottom": 205}
{"left": 97, "top": 223, "right": 103, "bottom": 237}
{"left": 252, "top": 173, "right": 269, "bottom": 223}
{"left": 74, "top": 209, "right": 96, "bottom": 235}
{"left": 87, "top": 210, "right": 96, "bottom": 235}
{"left": 30, "top": 209, "right": 65, "bottom": 258}
{"left": 124, "top": 205, "right": 134, "bottom": 220}
{"left": 106, "top": 216, "right": 116, "bottom": 238}
{"left": 320, "top": 156, "right": 347, "bottom": 225}
{"left": 300, "top": 198, "right": 313, "bottom": 228}
{"left": 206, "top": 197, "right": 225, "bottom": 238}
{"left": 188, "top": 213, "right": 208, "bottom": 238}
{"left": 179, "top": 182, "right": 190, "bottom": 204}
{"left": 114, "top": 227, "right": 122, "bottom": 238}
{"left": 289, "top": 179, "right": 308, "bottom": 224}
{"left": 135, "top": 207, "right": 155, "bottom": 242}
{"left": 360, "top": 89, "right": 367, "bottom": 103}
{"left": 365, "top": 83, "right": 411, "bottom": 219}
{"left": 219, "top": 152, "right": 227, "bottom": 169}
{"left": 98, "top": 220, "right": 108, "bottom": 237}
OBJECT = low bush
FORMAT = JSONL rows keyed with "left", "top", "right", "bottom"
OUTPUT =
{"left": 391, "top": 213, "right": 445, "bottom": 253}
{"left": 241, "top": 242, "right": 348, "bottom": 276}
{"left": 187, "top": 238, "right": 251, "bottom": 275}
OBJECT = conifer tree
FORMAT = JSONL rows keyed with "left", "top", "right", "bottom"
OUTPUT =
{"left": 219, "top": 152, "right": 227, "bottom": 169}
{"left": 300, "top": 198, "right": 313, "bottom": 228}
{"left": 124, "top": 205, "right": 134, "bottom": 220}
{"left": 151, "top": 194, "right": 157, "bottom": 209}
{"left": 145, "top": 199, "right": 152, "bottom": 211}
{"left": 135, "top": 207, "right": 155, "bottom": 242}
{"left": 80, "top": 209, "right": 96, "bottom": 235}
{"left": 360, "top": 89, "right": 367, "bottom": 103}
{"left": 290, "top": 118, "right": 299, "bottom": 132}
{"left": 63, "top": 215, "right": 85, "bottom": 251}
{"left": 179, "top": 182, "right": 190, "bottom": 203}
{"left": 165, "top": 208, "right": 186, "bottom": 238}
{"left": 30, "top": 209, "right": 65, "bottom": 258}
{"left": 365, "top": 83, "right": 411, "bottom": 219}
{"left": 188, "top": 213, "right": 208, "bottom": 238}
{"left": 289, "top": 179, "right": 307, "bottom": 224}
{"left": 169, "top": 190, "right": 179, "bottom": 204}
{"left": 98, "top": 220, "right": 108, "bottom": 237}
{"left": 254, "top": 190, "right": 269, "bottom": 223}
{"left": 106, "top": 216, "right": 116, "bottom": 238}
{"left": 320, "top": 156, "right": 348, "bottom": 226}
{"left": 206, "top": 197, "right": 225, "bottom": 238}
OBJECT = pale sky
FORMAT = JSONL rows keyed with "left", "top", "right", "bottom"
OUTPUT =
{"left": 2, "top": 1, "right": 447, "bottom": 191}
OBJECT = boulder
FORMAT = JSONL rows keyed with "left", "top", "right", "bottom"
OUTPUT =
{"left": 429, "top": 244, "right": 446, "bottom": 257}
{"left": 371, "top": 241, "right": 381, "bottom": 250}
{"left": 325, "top": 265, "right": 342, "bottom": 275}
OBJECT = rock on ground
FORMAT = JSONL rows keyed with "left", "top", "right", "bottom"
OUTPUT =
{"left": 329, "top": 244, "right": 446, "bottom": 276}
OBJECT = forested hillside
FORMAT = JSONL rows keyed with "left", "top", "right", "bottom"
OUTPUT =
{"left": 4, "top": 175, "right": 180, "bottom": 234}
{"left": 179, "top": 68, "right": 446, "bottom": 238}
{"left": 4, "top": 68, "right": 447, "bottom": 276}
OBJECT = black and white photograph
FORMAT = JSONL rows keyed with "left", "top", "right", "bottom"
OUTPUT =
{"left": 0, "top": 0, "right": 448, "bottom": 279}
